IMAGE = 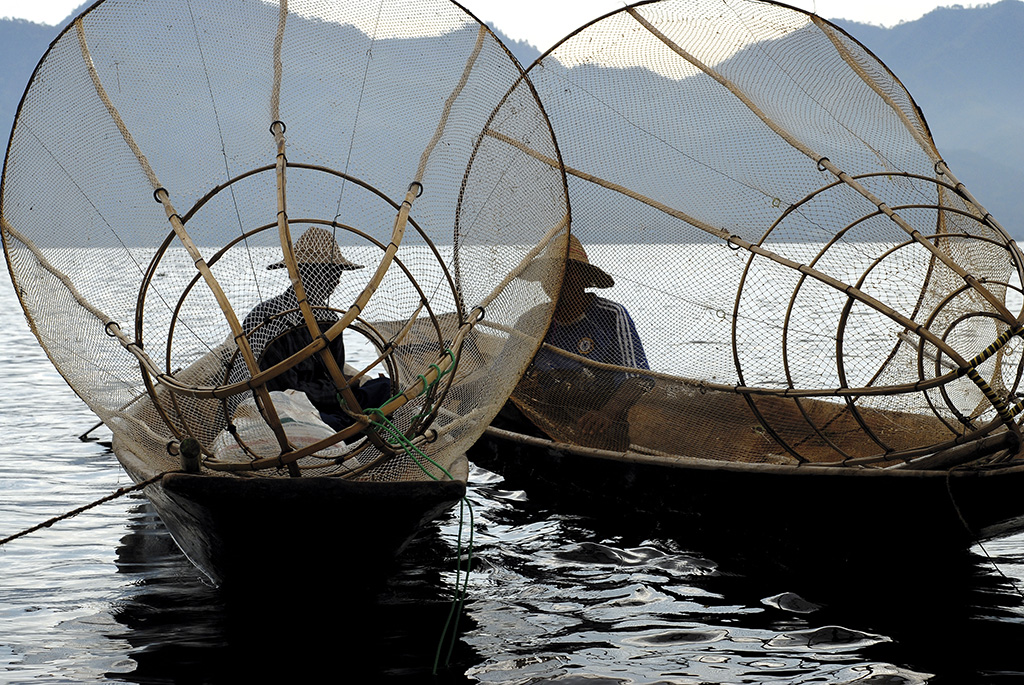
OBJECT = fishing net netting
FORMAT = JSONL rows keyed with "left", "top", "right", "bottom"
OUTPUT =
{"left": 505, "top": 0, "right": 1024, "bottom": 466}
{"left": 1, "top": 0, "right": 568, "bottom": 481}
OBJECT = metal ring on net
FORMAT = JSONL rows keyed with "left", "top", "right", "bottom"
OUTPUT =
{"left": 511, "top": 0, "right": 1024, "bottom": 467}
{"left": 1, "top": 0, "right": 569, "bottom": 487}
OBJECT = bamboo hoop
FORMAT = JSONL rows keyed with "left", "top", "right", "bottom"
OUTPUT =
{"left": 75, "top": 16, "right": 292, "bottom": 456}
{"left": 626, "top": 6, "right": 1018, "bottom": 328}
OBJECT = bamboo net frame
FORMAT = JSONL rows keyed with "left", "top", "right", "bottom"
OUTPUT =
{"left": 1, "top": 0, "right": 568, "bottom": 483}
{"left": 497, "top": 0, "right": 1024, "bottom": 468}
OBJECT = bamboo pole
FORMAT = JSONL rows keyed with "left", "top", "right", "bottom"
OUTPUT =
{"left": 75, "top": 17, "right": 293, "bottom": 460}
{"left": 415, "top": 25, "right": 488, "bottom": 183}
{"left": 268, "top": 123, "right": 380, "bottom": 457}
{"left": 475, "top": 216, "right": 569, "bottom": 312}
{"left": 625, "top": 7, "right": 1014, "bottom": 325}
{"left": 810, "top": 16, "right": 941, "bottom": 163}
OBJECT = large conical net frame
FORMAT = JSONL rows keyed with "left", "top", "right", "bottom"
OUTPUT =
{"left": 510, "top": 0, "right": 1024, "bottom": 467}
{"left": 1, "top": 0, "right": 568, "bottom": 481}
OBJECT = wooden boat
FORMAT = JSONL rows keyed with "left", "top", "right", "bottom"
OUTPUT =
{"left": 472, "top": 423, "right": 1024, "bottom": 561}
{"left": 1, "top": 0, "right": 568, "bottom": 585}
{"left": 115, "top": 437, "right": 468, "bottom": 585}
{"left": 471, "top": 0, "right": 1024, "bottom": 559}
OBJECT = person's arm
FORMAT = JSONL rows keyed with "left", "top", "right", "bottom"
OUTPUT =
{"left": 577, "top": 376, "right": 649, "bottom": 436}
{"left": 259, "top": 328, "right": 349, "bottom": 412}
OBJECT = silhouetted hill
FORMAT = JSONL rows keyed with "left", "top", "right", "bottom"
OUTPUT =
{"left": 833, "top": 0, "right": 1024, "bottom": 236}
{"left": 2, "top": 2, "right": 1022, "bottom": 236}
{"left": 0, "top": 18, "right": 54, "bottom": 150}
{"left": 0, "top": 8, "right": 539, "bottom": 164}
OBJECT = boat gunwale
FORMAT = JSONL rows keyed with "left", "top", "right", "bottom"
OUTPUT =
{"left": 481, "top": 425, "right": 1024, "bottom": 479}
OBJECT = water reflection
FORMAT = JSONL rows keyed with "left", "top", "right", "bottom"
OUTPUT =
{"left": 458, "top": 467, "right": 1024, "bottom": 685}
{"left": 108, "top": 501, "right": 476, "bottom": 683}
{"left": 2, "top": 451, "right": 1022, "bottom": 683}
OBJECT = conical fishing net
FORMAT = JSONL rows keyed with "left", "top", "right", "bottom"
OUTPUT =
{"left": 508, "top": 0, "right": 1024, "bottom": 466}
{"left": 1, "top": 0, "right": 568, "bottom": 481}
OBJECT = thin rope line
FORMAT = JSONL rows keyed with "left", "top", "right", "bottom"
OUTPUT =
{"left": 946, "top": 466, "right": 1024, "bottom": 601}
{"left": 186, "top": 0, "right": 263, "bottom": 304}
{"left": 0, "top": 472, "right": 172, "bottom": 547}
{"left": 433, "top": 496, "right": 474, "bottom": 674}
{"left": 335, "top": 0, "right": 384, "bottom": 219}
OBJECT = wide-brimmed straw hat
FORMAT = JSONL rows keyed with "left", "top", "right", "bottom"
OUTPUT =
{"left": 565, "top": 234, "right": 614, "bottom": 289}
{"left": 519, "top": 234, "right": 614, "bottom": 289}
{"left": 267, "top": 227, "right": 364, "bottom": 270}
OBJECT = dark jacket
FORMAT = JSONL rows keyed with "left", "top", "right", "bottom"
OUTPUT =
{"left": 241, "top": 290, "right": 345, "bottom": 414}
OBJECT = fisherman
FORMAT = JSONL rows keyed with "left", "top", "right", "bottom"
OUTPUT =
{"left": 241, "top": 226, "right": 392, "bottom": 431}
{"left": 511, "top": 235, "right": 652, "bottom": 447}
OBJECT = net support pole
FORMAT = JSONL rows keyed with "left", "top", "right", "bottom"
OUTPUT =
{"left": 75, "top": 17, "right": 294, "bottom": 461}
{"left": 625, "top": 7, "right": 1017, "bottom": 325}
{"left": 269, "top": 122, "right": 392, "bottom": 456}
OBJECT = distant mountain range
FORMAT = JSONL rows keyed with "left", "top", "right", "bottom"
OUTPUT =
{"left": 2, "top": 1, "right": 1021, "bottom": 237}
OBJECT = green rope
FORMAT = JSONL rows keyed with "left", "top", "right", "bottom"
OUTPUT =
{"left": 353, "top": 347, "right": 472, "bottom": 672}
{"left": 433, "top": 495, "right": 475, "bottom": 674}
{"left": 365, "top": 408, "right": 453, "bottom": 480}
{"left": 354, "top": 348, "right": 461, "bottom": 478}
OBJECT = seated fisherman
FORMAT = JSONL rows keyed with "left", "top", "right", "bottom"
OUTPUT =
{"left": 241, "top": 226, "right": 392, "bottom": 431}
{"left": 512, "top": 235, "right": 651, "bottom": 445}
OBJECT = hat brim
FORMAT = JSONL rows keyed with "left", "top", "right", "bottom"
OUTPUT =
{"left": 569, "top": 260, "right": 614, "bottom": 288}
{"left": 267, "top": 261, "right": 364, "bottom": 271}
{"left": 519, "top": 257, "right": 613, "bottom": 289}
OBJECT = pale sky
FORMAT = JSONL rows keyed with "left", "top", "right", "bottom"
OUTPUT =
{"left": 0, "top": 0, "right": 989, "bottom": 51}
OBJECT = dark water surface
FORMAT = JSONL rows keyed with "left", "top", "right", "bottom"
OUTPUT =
{"left": 3, "top": 272, "right": 1024, "bottom": 684}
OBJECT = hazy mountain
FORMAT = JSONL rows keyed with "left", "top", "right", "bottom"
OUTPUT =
{"left": 0, "top": 6, "right": 539, "bottom": 172}
{"left": 1, "top": 2, "right": 1021, "bottom": 236}
{"left": 833, "top": 0, "right": 1024, "bottom": 239}
{"left": 0, "top": 18, "right": 54, "bottom": 149}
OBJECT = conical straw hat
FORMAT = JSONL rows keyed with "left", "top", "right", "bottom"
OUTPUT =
{"left": 267, "top": 227, "right": 363, "bottom": 270}
{"left": 519, "top": 233, "right": 615, "bottom": 288}
{"left": 566, "top": 234, "right": 614, "bottom": 289}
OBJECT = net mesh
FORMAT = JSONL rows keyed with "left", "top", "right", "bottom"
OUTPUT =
{"left": 507, "top": 0, "right": 1024, "bottom": 466}
{"left": 1, "top": 0, "right": 567, "bottom": 481}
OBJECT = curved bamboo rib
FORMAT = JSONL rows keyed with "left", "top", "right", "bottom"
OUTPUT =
{"left": 2, "top": 220, "right": 134, "bottom": 351}
{"left": 626, "top": 7, "right": 1015, "bottom": 326}
{"left": 476, "top": 216, "right": 569, "bottom": 312}
{"left": 415, "top": 24, "right": 488, "bottom": 184}
{"left": 484, "top": 128, "right": 726, "bottom": 239}
{"left": 268, "top": 124, "right": 377, "bottom": 463}
{"left": 936, "top": 161, "right": 1022, "bottom": 262}
{"left": 75, "top": 17, "right": 292, "bottom": 452}
{"left": 810, "top": 16, "right": 940, "bottom": 164}
{"left": 270, "top": 124, "right": 366, "bottom": 414}
{"left": 270, "top": 0, "right": 287, "bottom": 123}
{"left": 75, "top": 19, "right": 158, "bottom": 190}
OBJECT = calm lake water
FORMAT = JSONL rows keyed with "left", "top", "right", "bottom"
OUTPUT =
{"left": 2, "top": 258, "right": 1024, "bottom": 684}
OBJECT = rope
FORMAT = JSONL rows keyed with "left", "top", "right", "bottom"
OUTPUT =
{"left": 945, "top": 467, "right": 1024, "bottom": 602}
{"left": 0, "top": 471, "right": 172, "bottom": 547}
{"left": 358, "top": 348, "right": 458, "bottom": 473}
{"left": 433, "top": 496, "right": 474, "bottom": 674}
{"left": 357, "top": 346, "right": 469, "bottom": 672}
{"left": 365, "top": 409, "right": 453, "bottom": 481}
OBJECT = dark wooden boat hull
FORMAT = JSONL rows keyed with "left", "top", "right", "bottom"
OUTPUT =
{"left": 116, "top": 445, "right": 466, "bottom": 587}
{"left": 471, "top": 427, "right": 1024, "bottom": 564}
